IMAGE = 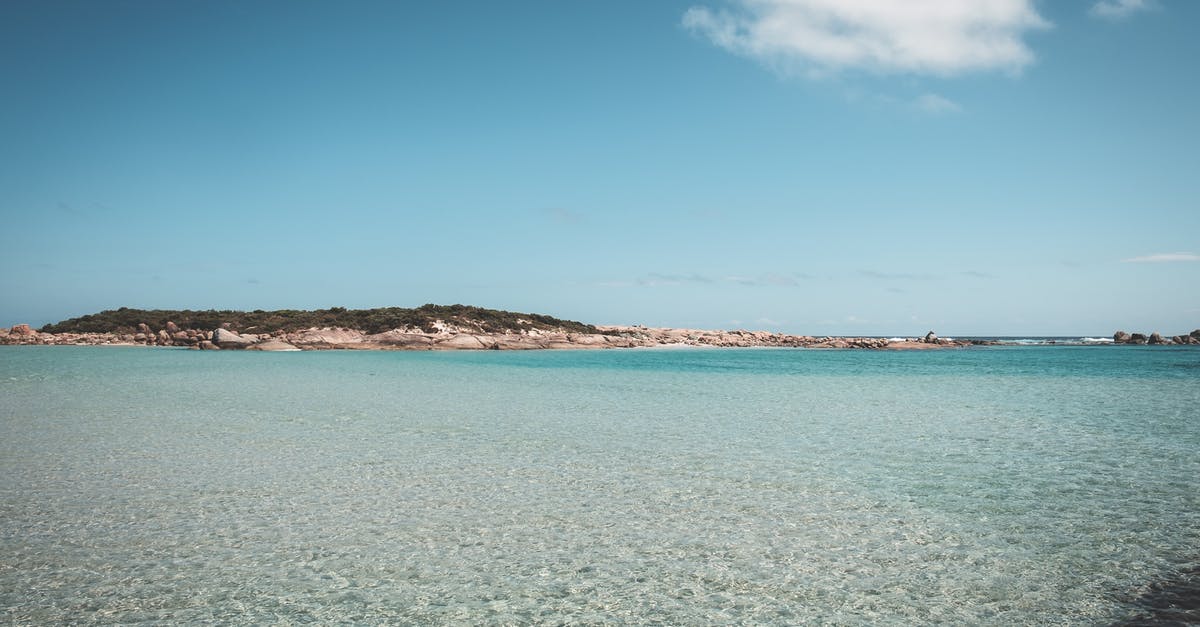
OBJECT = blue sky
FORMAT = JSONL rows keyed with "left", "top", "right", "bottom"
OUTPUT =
{"left": 1, "top": 0, "right": 1196, "bottom": 335}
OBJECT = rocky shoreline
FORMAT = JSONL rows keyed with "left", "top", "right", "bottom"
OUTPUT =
{"left": 0, "top": 322, "right": 974, "bottom": 351}
{"left": 4, "top": 321, "right": 1196, "bottom": 351}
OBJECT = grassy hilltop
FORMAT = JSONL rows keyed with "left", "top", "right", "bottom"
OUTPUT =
{"left": 40, "top": 304, "right": 601, "bottom": 336}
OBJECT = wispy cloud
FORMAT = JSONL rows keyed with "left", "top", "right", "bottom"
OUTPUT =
{"left": 860, "top": 269, "right": 938, "bottom": 281}
{"left": 1090, "top": 0, "right": 1151, "bottom": 20}
{"left": 915, "top": 92, "right": 962, "bottom": 114}
{"left": 726, "top": 272, "right": 815, "bottom": 287}
{"left": 538, "top": 207, "right": 585, "bottom": 225}
{"left": 1122, "top": 252, "right": 1200, "bottom": 263}
{"left": 56, "top": 201, "right": 84, "bottom": 217}
{"left": 639, "top": 273, "right": 715, "bottom": 287}
{"left": 683, "top": 0, "right": 1049, "bottom": 77}
{"left": 962, "top": 270, "right": 995, "bottom": 279}
{"left": 601, "top": 272, "right": 815, "bottom": 288}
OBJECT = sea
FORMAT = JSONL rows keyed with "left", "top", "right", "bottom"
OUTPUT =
{"left": 1, "top": 344, "right": 1197, "bottom": 625}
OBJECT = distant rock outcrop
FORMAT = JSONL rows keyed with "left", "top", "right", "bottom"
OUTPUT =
{"left": 435, "top": 334, "right": 493, "bottom": 350}
{"left": 1113, "top": 329, "right": 1200, "bottom": 345}
{"left": 212, "top": 328, "right": 256, "bottom": 349}
{"left": 246, "top": 338, "right": 300, "bottom": 351}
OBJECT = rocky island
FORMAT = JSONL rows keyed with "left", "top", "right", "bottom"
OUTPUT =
{"left": 0, "top": 304, "right": 978, "bottom": 351}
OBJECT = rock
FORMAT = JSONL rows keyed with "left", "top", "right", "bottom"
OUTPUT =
{"left": 364, "top": 330, "right": 435, "bottom": 348}
{"left": 138, "top": 323, "right": 152, "bottom": 335}
{"left": 288, "top": 328, "right": 364, "bottom": 346}
{"left": 9, "top": 324, "right": 35, "bottom": 336}
{"left": 212, "top": 327, "right": 255, "bottom": 349}
{"left": 1129, "top": 333, "right": 1148, "bottom": 345}
{"left": 246, "top": 339, "right": 301, "bottom": 351}
{"left": 1113, "top": 331, "right": 1131, "bottom": 344}
{"left": 492, "top": 337, "right": 548, "bottom": 350}
{"left": 435, "top": 334, "right": 491, "bottom": 349}
{"left": 566, "top": 333, "right": 610, "bottom": 346}
{"left": 1148, "top": 332, "right": 1165, "bottom": 345}
{"left": 166, "top": 321, "right": 180, "bottom": 334}
{"left": 1191, "top": 329, "right": 1200, "bottom": 341}
{"left": 198, "top": 340, "right": 219, "bottom": 350}
{"left": 923, "top": 331, "right": 938, "bottom": 344}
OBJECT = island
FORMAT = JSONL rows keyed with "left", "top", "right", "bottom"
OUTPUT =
{"left": 2, "top": 305, "right": 1197, "bottom": 351}
{"left": 0, "top": 304, "right": 976, "bottom": 350}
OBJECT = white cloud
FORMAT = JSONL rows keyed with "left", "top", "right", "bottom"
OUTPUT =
{"left": 1122, "top": 252, "right": 1200, "bottom": 263}
{"left": 1090, "top": 0, "right": 1150, "bottom": 20}
{"left": 915, "top": 92, "right": 962, "bottom": 114}
{"left": 683, "top": 0, "right": 1050, "bottom": 76}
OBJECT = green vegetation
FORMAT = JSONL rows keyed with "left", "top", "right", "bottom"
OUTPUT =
{"left": 40, "top": 304, "right": 603, "bottom": 335}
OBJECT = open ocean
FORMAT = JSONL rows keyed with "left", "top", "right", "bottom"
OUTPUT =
{"left": 1, "top": 344, "right": 1198, "bottom": 625}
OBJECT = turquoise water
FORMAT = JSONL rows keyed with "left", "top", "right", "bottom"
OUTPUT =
{"left": 1, "top": 345, "right": 1197, "bottom": 624}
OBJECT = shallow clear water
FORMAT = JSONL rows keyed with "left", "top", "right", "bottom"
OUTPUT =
{"left": 1, "top": 345, "right": 1197, "bottom": 624}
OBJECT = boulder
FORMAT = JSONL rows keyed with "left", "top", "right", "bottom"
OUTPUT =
{"left": 566, "top": 333, "right": 610, "bottom": 346}
{"left": 492, "top": 337, "right": 548, "bottom": 350}
{"left": 9, "top": 324, "right": 35, "bottom": 336}
{"left": 246, "top": 339, "right": 301, "bottom": 351}
{"left": 1129, "top": 333, "right": 1148, "bottom": 345}
{"left": 1113, "top": 331, "right": 1131, "bottom": 344}
{"left": 364, "top": 330, "right": 435, "bottom": 348}
{"left": 1191, "top": 329, "right": 1200, "bottom": 341}
{"left": 166, "top": 321, "right": 180, "bottom": 334}
{"left": 288, "top": 328, "right": 364, "bottom": 346}
{"left": 198, "top": 340, "right": 219, "bottom": 350}
{"left": 435, "top": 334, "right": 491, "bottom": 350}
{"left": 923, "top": 331, "right": 938, "bottom": 344}
{"left": 138, "top": 323, "right": 152, "bottom": 335}
{"left": 1148, "top": 332, "right": 1165, "bottom": 345}
{"left": 212, "top": 327, "right": 255, "bottom": 349}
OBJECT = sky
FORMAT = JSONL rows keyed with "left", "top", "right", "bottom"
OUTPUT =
{"left": 1, "top": 0, "right": 1197, "bottom": 336}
